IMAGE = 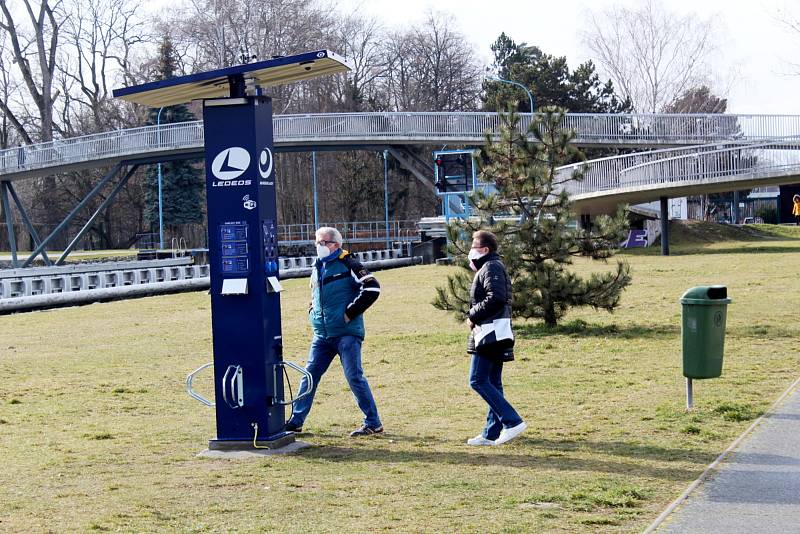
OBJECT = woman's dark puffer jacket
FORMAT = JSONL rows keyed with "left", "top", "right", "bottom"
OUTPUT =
{"left": 467, "top": 251, "right": 513, "bottom": 359}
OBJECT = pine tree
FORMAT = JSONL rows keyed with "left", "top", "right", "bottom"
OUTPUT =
{"left": 144, "top": 35, "right": 204, "bottom": 237}
{"left": 432, "top": 107, "right": 632, "bottom": 327}
{"left": 483, "top": 33, "right": 632, "bottom": 115}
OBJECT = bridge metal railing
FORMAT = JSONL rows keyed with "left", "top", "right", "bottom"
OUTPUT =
{"left": 278, "top": 219, "right": 419, "bottom": 244}
{"left": 617, "top": 141, "right": 800, "bottom": 189}
{"left": 556, "top": 142, "right": 756, "bottom": 196}
{"left": 3, "top": 112, "right": 800, "bottom": 179}
{"left": 0, "top": 121, "right": 204, "bottom": 176}
{"left": 273, "top": 112, "right": 800, "bottom": 144}
{"left": 556, "top": 138, "right": 800, "bottom": 197}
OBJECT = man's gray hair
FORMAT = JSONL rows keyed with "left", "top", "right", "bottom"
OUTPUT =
{"left": 316, "top": 226, "right": 343, "bottom": 245}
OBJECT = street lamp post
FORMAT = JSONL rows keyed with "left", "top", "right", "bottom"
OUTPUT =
{"left": 311, "top": 151, "right": 319, "bottom": 228}
{"left": 156, "top": 106, "right": 165, "bottom": 250}
{"left": 488, "top": 75, "right": 535, "bottom": 115}
{"left": 383, "top": 150, "right": 390, "bottom": 250}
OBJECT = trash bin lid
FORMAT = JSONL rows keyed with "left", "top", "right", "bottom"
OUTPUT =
{"left": 680, "top": 285, "right": 732, "bottom": 305}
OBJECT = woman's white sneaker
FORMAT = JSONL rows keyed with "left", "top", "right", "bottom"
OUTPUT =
{"left": 467, "top": 435, "right": 495, "bottom": 446}
{"left": 494, "top": 422, "right": 527, "bottom": 445}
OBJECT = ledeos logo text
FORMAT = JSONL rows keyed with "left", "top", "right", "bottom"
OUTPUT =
{"left": 211, "top": 147, "right": 251, "bottom": 186}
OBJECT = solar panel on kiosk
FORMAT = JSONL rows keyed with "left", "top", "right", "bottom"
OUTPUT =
{"left": 113, "top": 50, "right": 352, "bottom": 107}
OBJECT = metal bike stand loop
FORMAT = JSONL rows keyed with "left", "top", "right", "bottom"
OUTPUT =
{"left": 186, "top": 362, "right": 215, "bottom": 407}
{"left": 272, "top": 361, "right": 314, "bottom": 406}
{"left": 222, "top": 365, "right": 244, "bottom": 409}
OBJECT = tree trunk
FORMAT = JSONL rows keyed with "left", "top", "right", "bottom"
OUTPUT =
{"left": 543, "top": 301, "right": 558, "bottom": 327}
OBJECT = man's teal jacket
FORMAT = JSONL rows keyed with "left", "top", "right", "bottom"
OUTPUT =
{"left": 309, "top": 249, "right": 381, "bottom": 339}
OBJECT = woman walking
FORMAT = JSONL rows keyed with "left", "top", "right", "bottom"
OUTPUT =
{"left": 792, "top": 194, "right": 800, "bottom": 226}
{"left": 465, "top": 230, "right": 526, "bottom": 446}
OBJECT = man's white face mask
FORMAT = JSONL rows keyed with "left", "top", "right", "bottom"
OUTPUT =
{"left": 316, "top": 243, "right": 333, "bottom": 259}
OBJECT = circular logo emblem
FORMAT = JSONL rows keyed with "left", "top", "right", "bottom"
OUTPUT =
{"left": 211, "top": 147, "right": 250, "bottom": 180}
{"left": 258, "top": 148, "right": 274, "bottom": 179}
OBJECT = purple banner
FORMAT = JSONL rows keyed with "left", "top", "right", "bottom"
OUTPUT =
{"left": 621, "top": 230, "right": 648, "bottom": 248}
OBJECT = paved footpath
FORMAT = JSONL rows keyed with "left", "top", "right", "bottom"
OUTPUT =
{"left": 657, "top": 384, "right": 800, "bottom": 533}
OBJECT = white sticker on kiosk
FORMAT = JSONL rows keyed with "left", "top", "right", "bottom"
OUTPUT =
{"left": 221, "top": 278, "right": 248, "bottom": 295}
{"left": 267, "top": 276, "right": 283, "bottom": 292}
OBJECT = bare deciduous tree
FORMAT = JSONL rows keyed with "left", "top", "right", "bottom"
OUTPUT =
{"left": 0, "top": 30, "right": 22, "bottom": 148}
{"left": 0, "top": 0, "right": 64, "bottom": 142}
{"left": 774, "top": 4, "right": 800, "bottom": 74}
{"left": 583, "top": 0, "right": 719, "bottom": 113}
{"left": 380, "top": 12, "right": 482, "bottom": 111}
{"left": 329, "top": 13, "right": 384, "bottom": 111}
{"left": 60, "top": 0, "right": 149, "bottom": 133}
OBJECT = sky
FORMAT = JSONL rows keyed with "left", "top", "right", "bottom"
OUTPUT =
{"left": 334, "top": 0, "right": 800, "bottom": 115}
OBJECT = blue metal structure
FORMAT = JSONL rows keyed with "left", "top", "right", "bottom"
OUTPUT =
{"left": 113, "top": 50, "right": 351, "bottom": 450}
{"left": 383, "top": 150, "right": 390, "bottom": 249}
{"left": 156, "top": 107, "right": 165, "bottom": 249}
{"left": 433, "top": 149, "right": 480, "bottom": 221}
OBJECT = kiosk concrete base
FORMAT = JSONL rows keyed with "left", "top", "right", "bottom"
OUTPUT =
{"left": 208, "top": 431, "right": 296, "bottom": 451}
{"left": 200, "top": 437, "right": 311, "bottom": 459}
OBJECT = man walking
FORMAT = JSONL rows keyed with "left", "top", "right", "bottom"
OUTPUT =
{"left": 284, "top": 227, "right": 383, "bottom": 437}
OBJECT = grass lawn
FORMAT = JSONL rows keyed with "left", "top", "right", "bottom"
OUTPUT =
{"left": 1, "top": 233, "right": 798, "bottom": 533}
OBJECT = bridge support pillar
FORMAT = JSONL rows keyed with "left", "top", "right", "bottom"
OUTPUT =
{"left": 1, "top": 181, "right": 18, "bottom": 267}
{"left": 579, "top": 213, "right": 592, "bottom": 231}
{"left": 660, "top": 196, "right": 670, "bottom": 256}
{"left": 6, "top": 182, "right": 51, "bottom": 265}
{"left": 56, "top": 165, "right": 139, "bottom": 265}
{"left": 732, "top": 191, "right": 740, "bottom": 224}
{"left": 22, "top": 162, "right": 124, "bottom": 267}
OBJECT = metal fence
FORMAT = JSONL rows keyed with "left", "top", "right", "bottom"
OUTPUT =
{"left": 617, "top": 141, "right": 800, "bottom": 190}
{"left": 557, "top": 142, "right": 750, "bottom": 195}
{"left": 0, "top": 122, "right": 204, "bottom": 177}
{"left": 278, "top": 219, "right": 418, "bottom": 244}
{"left": 556, "top": 139, "right": 800, "bottom": 197}
{"left": 273, "top": 112, "right": 800, "bottom": 145}
{"left": 3, "top": 112, "right": 800, "bottom": 179}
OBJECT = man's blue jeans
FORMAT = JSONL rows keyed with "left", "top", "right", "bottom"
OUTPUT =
{"left": 469, "top": 354, "right": 523, "bottom": 440}
{"left": 288, "top": 335, "right": 381, "bottom": 428}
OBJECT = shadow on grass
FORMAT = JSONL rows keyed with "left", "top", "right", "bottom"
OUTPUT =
{"left": 298, "top": 436, "right": 715, "bottom": 482}
{"left": 514, "top": 320, "right": 679, "bottom": 340}
{"left": 732, "top": 324, "right": 800, "bottom": 339}
{"left": 621, "top": 245, "right": 800, "bottom": 256}
{"left": 669, "top": 245, "right": 800, "bottom": 256}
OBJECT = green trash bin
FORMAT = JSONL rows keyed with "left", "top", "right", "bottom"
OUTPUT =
{"left": 680, "top": 285, "right": 731, "bottom": 379}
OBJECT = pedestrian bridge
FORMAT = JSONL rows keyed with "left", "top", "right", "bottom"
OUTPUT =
{"left": 2, "top": 112, "right": 799, "bottom": 183}
{"left": 1, "top": 111, "right": 800, "bottom": 266}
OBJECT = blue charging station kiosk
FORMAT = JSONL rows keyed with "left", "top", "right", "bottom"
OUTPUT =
{"left": 114, "top": 51, "right": 352, "bottom": 450}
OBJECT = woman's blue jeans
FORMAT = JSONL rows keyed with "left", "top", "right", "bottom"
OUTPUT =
{"left": 469, "top": 353, "right": 523, "bottom": 440}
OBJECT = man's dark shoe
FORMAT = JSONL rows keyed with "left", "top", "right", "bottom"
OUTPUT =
{"left": 350, "top": 424, "right": 383, "bottom": 437}
{"left": 284, "top": 421, "right": 303, "bottom": 433}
